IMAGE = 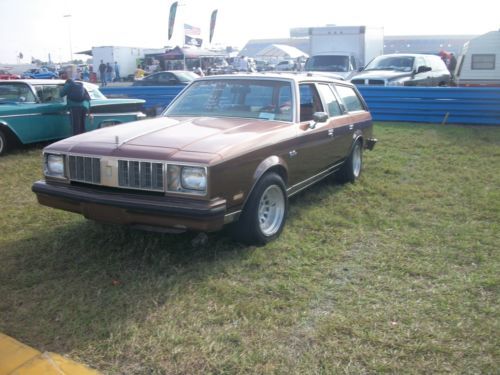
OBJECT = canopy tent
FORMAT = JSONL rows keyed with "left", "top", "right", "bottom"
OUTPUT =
{"left": 149, "top": 46, "right": 226, "bottom": 72}
{"left": 255, "top": 44, "right": 309, "bottom": 60}
{"left": 162, "top": 46, "right": 224, "bottom": 60}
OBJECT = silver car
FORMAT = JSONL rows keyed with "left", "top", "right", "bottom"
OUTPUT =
{"left": 350, "top": 54, "right": 451, "bottom": 86}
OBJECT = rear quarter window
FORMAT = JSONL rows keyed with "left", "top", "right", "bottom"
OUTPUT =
{"left": 335, "top": 85, "right": 364, "bottom": 112}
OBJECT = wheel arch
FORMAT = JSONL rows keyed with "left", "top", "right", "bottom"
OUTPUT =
{"left": 241, "top": 155, "right": 289, "bottom": 211}
{"left": 350, "top": 130, "right": 364, "bottom": 150}
{"left": 0, "top": 121, "right": 21, "bottom": 145}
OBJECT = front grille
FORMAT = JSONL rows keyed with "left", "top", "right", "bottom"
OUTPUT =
{"left": 118, "top": 160, "right": 164, "bottom": 191}
{"left": 68, "top": 155, "right": 101, "bottom": 184}
{"left": 368, "top": 79, "right": 385, "bottom": 85}
{"left": 351, "top": 79, "right": 386, "bottom": 86}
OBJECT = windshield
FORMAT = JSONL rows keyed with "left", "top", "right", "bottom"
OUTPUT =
{"left": 165, "top": 79, "right": 294, "bottom": 122}
{"left": 0, "top": 83, "right": 36, "bottom": 103}
{"left": 305, "top": 55, "right": 350, "bottom": 72}
{"left": 365, "top": 56, "right": 415, "bottom": 72}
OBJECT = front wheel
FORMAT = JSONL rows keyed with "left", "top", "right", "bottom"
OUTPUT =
{"left": 230, "top": 172, "right": 288, "bottom": 245}
{"left": 337, "top": 140, "right": 363, "bottom": 183}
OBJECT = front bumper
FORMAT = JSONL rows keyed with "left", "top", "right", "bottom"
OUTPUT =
{"left": 32, "top": 181, "right": 227, "bottom": 232}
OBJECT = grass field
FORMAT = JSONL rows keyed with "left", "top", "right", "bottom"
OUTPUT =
{"left": 0, "top": 123, "right": 498, "bottom": 374}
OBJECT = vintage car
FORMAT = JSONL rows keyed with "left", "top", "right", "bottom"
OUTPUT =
{"left": 32, "top": 73, "right": 377, "bottom": 245}
{"left": 0, "top": 79, "right": 146, "bottom": 155}
{"left": 22, "top": 68, "right": 59, "bottom": 79}
{"left": 0, "top": 70, "right": 21, "bottom": 80}
{"left": 132, "top": 71, "right": 198, "bottom": 86}
{"left": 350, "top": 53, "right": 452, "bottom": 86}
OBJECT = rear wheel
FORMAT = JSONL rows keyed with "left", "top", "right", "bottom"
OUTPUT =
{"left": 0, "top": 129, "right": 7, "bottom": 156}
{"left": 338, "top": 140, "right": 363, "bottom": 183}
{"left": 230, "top": 172, "right": 288, "bottom": 245}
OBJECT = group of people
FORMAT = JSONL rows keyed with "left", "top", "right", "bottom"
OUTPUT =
{"left": 98, "top": 60, "right": 120, "bottom": 86}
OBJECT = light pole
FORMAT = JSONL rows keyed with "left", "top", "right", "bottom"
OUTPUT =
{"left": 63, "top": 14, "right": 73, "bottom": 62}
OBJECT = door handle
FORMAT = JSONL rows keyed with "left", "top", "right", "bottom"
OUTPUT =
{"left": 349, "top": 124, "right": 354, "bottom": 131}
{"left": 327, "top": 129, "right": 334, "bottom": 137}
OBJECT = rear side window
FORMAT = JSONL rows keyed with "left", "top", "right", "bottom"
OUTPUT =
{"left": 335, "top": 85, "right": 364, "bottom": 112}
{"left": 317, "top": 84, "right": 342, "bottom": 117}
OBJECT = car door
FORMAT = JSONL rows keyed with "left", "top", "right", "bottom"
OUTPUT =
{"left": 333, "top": 84, "right": 370, "bottom": 159}
{"left": 28, "top": 84, "right": 70, "bottom": 141}
{"left": 316, "top": 83, "right": 348, "bottom": 163}
{"left": 412, "top": 56, "right": 433, "bottom": 86}
{"left": 289, "top": 83, "right": 335, "bottom": 183}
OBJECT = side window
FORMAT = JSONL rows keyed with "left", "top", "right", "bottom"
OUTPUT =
{"left": 37, "top": 85, "right": 63, "bottom": 103}
{"left": 335, "top": 85, "right": 364, "bottom": 112}
{"left": 416, "top": 57, "right": 427, "bottom": 71}
{"left": 317, "top": 84, "right": 342, "bottom": 117}
{"left": 299, "top": 84, "right": 324, "bottom": 122}
{"left": 471, "top": 54, "right": 495, "bottom": 70}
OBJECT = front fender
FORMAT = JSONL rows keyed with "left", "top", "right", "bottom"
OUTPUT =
{"left": 242, "top": 155, "right": 289, "bottom": 208}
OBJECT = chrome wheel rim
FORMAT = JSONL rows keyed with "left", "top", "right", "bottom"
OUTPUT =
{"left": 352, "top": 143, "right": 362, "bottom": 177}
{"left": 0, "top": 135, "right": 4, "bottom": 154}
{"left": 258, "top": 185, "right": 285, "bottom": 236}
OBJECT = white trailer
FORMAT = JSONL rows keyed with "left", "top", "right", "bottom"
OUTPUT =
{"left": 305, "top": 26, "right": 384, "bottom": 79}
{"left": 92, "top": 46, "right": 145, "bottom": 80}
{"left": 455, "top": 31, "right": 500, "bottom": 87}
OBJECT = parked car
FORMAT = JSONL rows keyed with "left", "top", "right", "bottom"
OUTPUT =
{"left": 132, "top": 71, "right": 199, "bottom": 86}
{"left": 0, "top": 80, "right": 146, "bottom": 155}
{"left": 22, "top": 68, "right": 59, "bottom": 79}
{"left": 275, "top": 60, "right": 296, "bottom": 71}
{"left": 32, "top": 73, "right": 377, "bottom": 245}
{"left": 350, "top": 53, "right": 451, "bottom": 86}
{"left": 0, "top": 70, "right": 21, "bottom": 80}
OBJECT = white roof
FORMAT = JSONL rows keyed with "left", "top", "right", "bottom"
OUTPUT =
{"left": 255, "top": 44, "right": 309, "bottom": 59}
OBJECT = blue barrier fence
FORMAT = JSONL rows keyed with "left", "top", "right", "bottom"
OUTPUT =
{"left": 102, "top": 85, "right": 500, "bottom": 125}
{"left": 358, "top": 86, "right": 500, "bottom": 125}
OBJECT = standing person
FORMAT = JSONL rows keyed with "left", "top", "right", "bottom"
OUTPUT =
{"left": 106, "top": 63, "right": 113, "bottom": 84}
{"left": 98, "top": 60, "right": 107, "bottom": 86}
{"left": 114, "top": 61, "right": 120, "bottom": 82}
{"left": 82, "top": 65, "right": 90, "bottom": 82}
{"left": 448, "top": 53, "right": 457, "bottom": 79}
{"left": 134, "top": 65, "right": 145, "bottom": 80}
{"left": 60, "top": 79, "right": 91, "bottom": 135}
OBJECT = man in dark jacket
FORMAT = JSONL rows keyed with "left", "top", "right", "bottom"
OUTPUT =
{"left": 98, "top": 60, "right": 107, "bottom": 86}
{"left": 60, "top": 79, "right": 91, "bottom": 135}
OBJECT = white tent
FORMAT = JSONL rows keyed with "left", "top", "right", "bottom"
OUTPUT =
{"left": 255, "top": 44, "right": 309, "bottom": 60}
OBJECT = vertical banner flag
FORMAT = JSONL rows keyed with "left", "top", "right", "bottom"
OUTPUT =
{"left": 184, "top": 24, "right": 202, "bottom": 47}
{"left": 209, "top": 9, "right": 218, "bottom": 43}
{"left": 168, "top": 2, "right": 178, "bottom": 40}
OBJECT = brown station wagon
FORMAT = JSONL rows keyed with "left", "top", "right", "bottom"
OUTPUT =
{"left": 32, "top": 73, "right": 377, "bottom": 245}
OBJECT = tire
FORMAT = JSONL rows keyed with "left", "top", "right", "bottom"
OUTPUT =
{"left": 230, "top": 172, "right": 288, "bottom": 245}
{"left": 338, "top": 139, "right": 363, "bottom": 183}
{"left": 0, "top": 129, "right": 7, "bottom": 156}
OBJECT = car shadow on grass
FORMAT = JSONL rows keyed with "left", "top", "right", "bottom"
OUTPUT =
{"left": 0, "top": 174, "right": 346, "bottom": 358}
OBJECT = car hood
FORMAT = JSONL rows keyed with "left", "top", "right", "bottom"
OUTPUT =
{"left": 306, "top": 71, "right": 346, "bottom": 80}
{"left": 352, "top": 70, "right": 412, "bottom": 80}
{"left": 46, "top": 116, "right": 294, "bottom": 165}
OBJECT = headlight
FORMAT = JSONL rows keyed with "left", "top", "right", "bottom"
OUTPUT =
{"left": 44, "top": 153, "right": 65, "bottom": 178}
{"left": 167, "top": 165, "right": 207, "bottom": 195}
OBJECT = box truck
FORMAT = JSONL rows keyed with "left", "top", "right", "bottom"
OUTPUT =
{"left": 304, "top": 26, "right": 384, "bottom": 79}
{"left": 92, "top": 46, "right": 146, "bottom": 80}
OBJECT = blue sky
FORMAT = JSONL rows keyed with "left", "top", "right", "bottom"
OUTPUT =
{"left": 0, "top": 0, "right": 498, "bottom": 63}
